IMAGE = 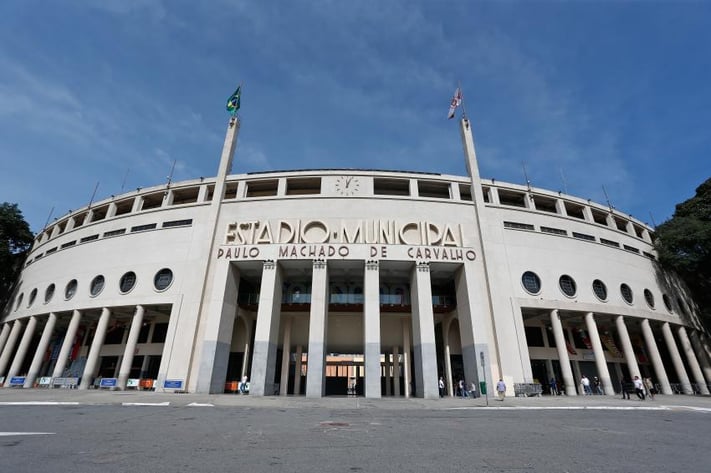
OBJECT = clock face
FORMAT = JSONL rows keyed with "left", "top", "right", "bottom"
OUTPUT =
{"left": 335, "top": 176, "right": 360, "bottom": 196}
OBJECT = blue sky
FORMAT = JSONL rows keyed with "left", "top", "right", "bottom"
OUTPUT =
{"left": 1, "top": 1, "right": 709, "bottom": 233}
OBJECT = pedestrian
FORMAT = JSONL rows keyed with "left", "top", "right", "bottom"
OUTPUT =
{"left": 549, "top": 377, "right": 558, "bottom": 396}
{"left": 594, "top": 376, "right": 604, "bottom": 395}
{"left": 469, "top": 381, "right": 478, "bottom": 398}
{"left": 496, "top": 378, "right": 506, "bottom": 401}
{"left": 644, "top": 377, "right": 655, "bottom": 400}
{"left": 438, "top": 376, "right": 445, "bottom": 398}
{"left": 240, "top": 375, "right": 248, "bottom": 394}
{"left": 620, "top": 377, "right": 630, "bottom": 400}
{"left": 581, "top": 375, "right": 592, "bottom": 395}
{"left": 633, "top": 376, "right": 645, "bottom": 400}
{"left": 458, "top": 378, "right": 468, "bottom": 398}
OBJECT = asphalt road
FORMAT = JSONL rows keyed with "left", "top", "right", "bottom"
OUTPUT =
{"left": 1, "top": 403, "right": 708, "bottom": 472}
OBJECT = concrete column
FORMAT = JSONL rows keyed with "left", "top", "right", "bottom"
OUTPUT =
{"left": 294, "top": 345, "right": 303, "bottom": 395}
{"left": 279, "top": 316, "right": 292, "bottom": 395}
{"left": 550, "top": 310, "right": 576, "bottom": 395}
{"left": 442, "top": 317, "right": 454, "bottom": 397}
{"left": 584, "top": 312, "right": 613, "bottom": 395}
{"left": 0, "top": 321, "right": 24, "bottom": 379}
{"left": 410, "top": 263, "right": 438, "bottom": 399}
{"left": 118, "top": 305, "right": 145, "bottom": 390}
{"left": 615, "top": 316, "right": 641, "bottom": 379}
{"left": 363, "top": 260, "right": 381, "bottom": 398}
{"left": 6, "top": 316, "right": 38, "bottom": 383}
{"left": 51, "top": 310, "right": 82, "bottom": 379}
{"left": 240, "top": 316, "right": 253, "bottom": 379}
{"left": 250, "top": 261, "right": 283, "bottom": 396}
{"left": 79, "top": 308, "right": 111, "bottom": 389}
{"left": 661, "top": 322, "right": 693, "bottom": 395}
{"left": 689, "top": 331, "right": 711, "bottom": 382}
{"left": 0, "top": 324, "right": 11, "bottom": 355}
{"left": 677, "top": 326, "right": 709, "bottom": 394}
{"left": 393, "top": 345, "right": 400, "bottom": 396}
{"left": 640, "top": 319, "right": 672, "bottom": 395}
{"left": 306, "top": 260, "right": 329, "bottom": 398}
{"left": 384, "top": 352, "right": 392, "bottom": 396}
{"left": 403, "top": 319, "right": 411, "bottom": 398}
{"left": 24, "top": 313, "right": 58, "bottom": 388}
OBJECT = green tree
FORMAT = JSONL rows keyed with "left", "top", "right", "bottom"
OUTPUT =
{"left": 0, "top": 203, "right": 33, "bottom": 312}
{"left": 654, "top": 177, "right": 711, "bottom": 323}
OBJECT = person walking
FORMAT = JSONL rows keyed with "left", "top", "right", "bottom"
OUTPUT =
{"left": 549, "top": 377, "right": 558, "bottom": 396}
{"left": 438, "top": 376, "right": 445, "bottom": 398}
{"left": 594, "top": 376, "right": 604, "bottom": 395}
{"left": 581, "top": 375, "right": 592, "bottom": 395}
{"left": 496, "top": 378, "right": 506, "bottom": 401}
{"left": 239, "top": 375, "right": 248, "bottom": 394}
{"left": 633, "top": 376, "right": 645, "bottom": 400}
{"left": 458, "top": 378, "right": 469, "bottom": 398}
{"left": 620, "top": 377, "right": 630, "bottom": 400}
{"left": 644, "top": 377, "right": 655, "bottom": 400}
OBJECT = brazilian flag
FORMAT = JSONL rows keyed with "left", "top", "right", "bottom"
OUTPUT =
{"left": 226, "top": 86, "right": 241, "bottom": 114}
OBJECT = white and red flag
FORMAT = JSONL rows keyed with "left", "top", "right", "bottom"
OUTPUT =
{"left": 447, "top": 87, "right": 462, "bottom": 119}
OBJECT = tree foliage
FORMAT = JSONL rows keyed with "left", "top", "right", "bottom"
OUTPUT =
{"left": 0, "top": 203, "right": 33, "bottom": 312}
{"left": 654, "top": 177, "right": 711, "bottom": 321}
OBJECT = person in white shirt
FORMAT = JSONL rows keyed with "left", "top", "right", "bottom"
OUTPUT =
{"left": 633, "top": 376, "right": 645, "bottom": 400}
{"left": 496, "top": 379, "right": 506, "bottom": 401}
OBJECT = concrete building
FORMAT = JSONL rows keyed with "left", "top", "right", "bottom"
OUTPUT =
{"left": 2, "top": 117, "right": 710, "bottom": 398}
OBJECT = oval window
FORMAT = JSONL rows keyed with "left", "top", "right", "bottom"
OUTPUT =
{"left": 521, "top": 271, "right": 541, "bottom": 295}
{"left": 154, "top": 268, "right": 173, "bottom": 291}
{"left": 90, "top": 275, "right": 105, "bottom": 297}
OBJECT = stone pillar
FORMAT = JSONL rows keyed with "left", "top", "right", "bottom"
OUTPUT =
{"left": 677, "top": 326, "right": 709, "bottom": 394}
{"left": 403, "top": 319, "right": 411, "bottom": 398}
{"left": 363, "top": 259, "right": 381, "bottom": 398}
{"left": 442, "top": 317, "right": 454, "bottom": 397}
{"left": 661, "top": 322, "right": 693, "bottom": 395}
{"left": 279, "top": 316, "right": 292, "bottom": 396}
{"left": 0, "top": 323, "right": 11, "bottom": 355}
{"left": 118, "top": 305, "right": 145, "bottom": 390}
{"left": 24, "top": 313, "right": 58, "bottom": 388}
{"left": 409, "top": 263, "right": 438, "bottom": 399}
{"left": 550, "top": 310, "right": 576, "bottom": 396}
{"left": 6, "top": 316, "right": 38, "bottom": 383}
{"left": 79, "top": 308, "right": 111, "bottom": 389}
{"left": 640, "top": 319, "right": 672, "bottom": 395}
{"left": 689, "top": 331, "right": 711, "bottom": 382}
{"left": 0, "top": 320, "right": 24, "bottom": 379}
{"left": 250, "top": 261, "right": 283, "bottom": 396}
{"left": 306, "top": 260, "right": 329, "bottom": 398}
{"left": 294, "top": 345, "right": 303, "bottom": 395}
{"left": 384, "top": 351, "right": 392, "bottom": 396}
{"left": 615, "top": 316, "right": 641, "bottom": 379}
{"left": 51, "top": 310, "right": 82, "bottom": 379}
{"left": 240, "top": 317, "right": 253, "bottom": 380}
{"left": 393, "top": 346, "right": 400, "bottom": 396}
{"left": 584, "top": 312, "right": 613, "bottom": 395}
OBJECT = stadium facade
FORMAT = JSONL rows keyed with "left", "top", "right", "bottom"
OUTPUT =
{"left": 2, "top": 117, "right": 711, "bottom": 398}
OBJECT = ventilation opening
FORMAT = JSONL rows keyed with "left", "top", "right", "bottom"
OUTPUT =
{"left": 114, "top": 199, "right": 134, "bottom": 216}
{"left": 614, "top": 217, "right": 628, "bottom": 232}
{"left": 498, "top": 190, "right": 527, "bottom": 208}
{"left": 590, "top": 209, "right": 608, "bottom": 225}
{"left": 374, "top": 178, "right": 410, "bottom": 196}
{"left": 286, "top": 177, "right": 321, "bottom": 195}
{"left": 246, "top": 179, "right": 279, "bottom": 197}
{"left": 417, "top": 181, "right": 450, "bottom": 199}
{"left": 171, "top": 187, "right": 200, "bottom": 205}
{"left": 205, "top": 184, "right": 215, "bottom": 202}
{"left": 224, "top": 182, "right": 239, "bottom": 199}
{"left": 142, "top": 192, "right": 164, "bottom": 211}
{"left": 532, "top": 196, "right": 558, "bottom": 213}
{"left": 72, "top": 212, "right": 87, "bottom": 229}
{"left": 90, "top": 205, "right": 109, "bottom": 223}
{"left": 564, "top": 202, "right": 585, "bottom": 220}
{"left": 633, "top": 225, "right": 645, "bottom": 239}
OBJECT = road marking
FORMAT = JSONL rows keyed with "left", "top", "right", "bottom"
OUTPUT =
{"left": 0, "top": 402, "right": 80, "bottom": 406}
{"left": 0, "top": 432, "right": 55, "bottom": 436}
{"left": 447, "top": 405, "right": 709, "bottom": 412}
{"left": 121, "top": 402, "right": 170, "bottom": 406}
{"left": 187, "top": 402, "right": 214, "bottom": 407}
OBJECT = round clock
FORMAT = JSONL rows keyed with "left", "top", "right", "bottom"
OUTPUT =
{"left": 335, "top": 176, "right": 360, "bottom": 196}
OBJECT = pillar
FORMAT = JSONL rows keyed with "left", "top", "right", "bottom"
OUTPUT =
{"left": 294, "top": 345, "right": 303, "bottom": 395}
{"left": 550, "top": 310, "right": 576, "bottom": 395}
{"left": 24, "top": 313, "right": 58, "bottom": 388}
{"left": 410, "top": 262, "right": 438, "bottom": 399}
{"left": 442, "top": 317, "right": 454, "bottom": 397}
{"left": 118, "top": 305, "right": 145, "bottom": 390}
{"left": 240, "top": 316, "right": 253, "bottom": 380}
{"left": 306, "top": 260, "right": 328, "bottom": 398}
{"left": 279, "top": 316, "right": 292, "bottom": 395}
{"left": 363, "top": 259, "right": 381, "bottom": 398}
{"left": 250, "top": 260, "right": 283, "bottom": 396}
{"left": 385, "top": 351, "right": 392, "bottom": 396}
{"left": 403, "top": 319, "right": 411, "bottom": 398}
{"left": 5, "top": 316, "right": 38, "bottom": 383}
{"left": 0, "top": 320, "right": 24, "bottom": 380}
{"left": 677, "top": 326, "right": 710, "bottom": 394}
{"left": 615, "top": 316, "right": 641, "bottom": 380}
{"left": 640, "top": 319, "right": 672, "bottom": 395}
{"left": 584, "top": 312, "right": 613, "bottom": 395}
{"left": 661, "top": 322, "right": 693, "bottom": 395}
{"left": 79, "top": 308, "right": 111, "bottom": 389}
{"left": 51, "top": 310, "right": 82, "bottom": 379}
{"left": 393, "top": 345, "right": 400, "bottom": 396}
{"left": 689, "top": 331, "right": 711, "bottom": 382}
{"left": 0, "top": 323, "right": 11, "bottom": 355}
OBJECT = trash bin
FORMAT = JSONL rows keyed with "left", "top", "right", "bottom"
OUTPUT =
{"left": 479, "top": 381, "right": 487, "bottom": 395}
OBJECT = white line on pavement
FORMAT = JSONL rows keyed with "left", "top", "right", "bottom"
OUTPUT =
{"left": 0, "top": 432, "right": 55, "bottom": 436}
{"left": 187, "top": 402, "right": 214, "bottom": 407}
{"left": 121, "top": 402, "right": 171, "bottom": 406}
{"left": 0, "top": 402, "right": 80, "bottom": 406}
{"left": 448, "top": 405, "right": 710, "bottom": 412}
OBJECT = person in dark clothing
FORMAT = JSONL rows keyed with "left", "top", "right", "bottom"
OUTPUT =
{"left": 620, "top": 377, "right": 630, "bottom": 400}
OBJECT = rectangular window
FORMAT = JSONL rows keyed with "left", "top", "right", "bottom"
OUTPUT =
{"left": 564, "top": 202, "right": 585, "bottom": 220}
{"left": 60, "top": 240, "right": 77, "bottom": 249}
{"left": 46, "top": 246, "right": 58, "bottom": 254}
{"left": 524, "top": 326, "right": 546, "bottom": 347}
{"left": 286, "top": 177, "right": 321, "bottom": 195}
{"left": 80, "top": 234, "right": 99, "bottom": 243}
{"left": 591, "top": 209, "right": 608, "bottom": 225}
{"left": 171, "top": 187, "right": 200, "bottom": 205}
{"left": 614, "top": 217, "right": 628, "bottom": 232}
{"left": 540, "top": 226, "right": 567, "bottom": 236}
{"left": 623, "top": 245, "right": 640, "bottom": 254}
{"left": 643, "top": 251, "right": 657, "bottom": 260}
{"left": 600, "top": 238, "right": 620, "bottom": 247}
{"left": 532, "top": 196, "right": 558, "bottom": 213}
{"left": 90, "top": 206, "right": 108, "bottom": 222}
{"left": 246, "top": 179, "right": 278, "bottom": 197}
{"left": 162, "top": 219, "right": 193, "bottom": 228}
{"left": 224, "top": 182, "right": 239, "bottom": 200}
{"left": 151, "top": 323, "right": 169, "bottom": 343}
{"left": 417, "top": 180, "right": 450, "bottom": 199}
{"left": 374, "top": 178, "right": 410, "bottom": 196}
{"left": 572, "top": 232, "right": 595, "bottom": 242}
{"left": 460, "top": 184, "right": 473, "bottom": 201}
{"left": 114, "top": 199, "right": 134, "bottom": 216}
{"left": 103, "top": 229, "right": 126, "bottom": 238}
{"left": 504, "top": 221, "right": 535, "bottom": 231}
{"left": 141, "top": 192, "right": 165, "bottom": 211}
{"left": 131, "top": 223, "right": 157, "bottom": 233}
{"left": 633, "top": 225, "right": 645, "bottom": 239}
{"left": 498, "top": 190, "right": 527, "bottom": 208}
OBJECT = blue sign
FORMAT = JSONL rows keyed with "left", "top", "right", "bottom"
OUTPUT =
{"left": 164, "top": 379, "right": 183, "bottom": 389}
{"left": 99, "top": 378, "right": 118, "bottom": 387}
{"left": 9, "top": 377, "right": 26, "bottom": 385}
